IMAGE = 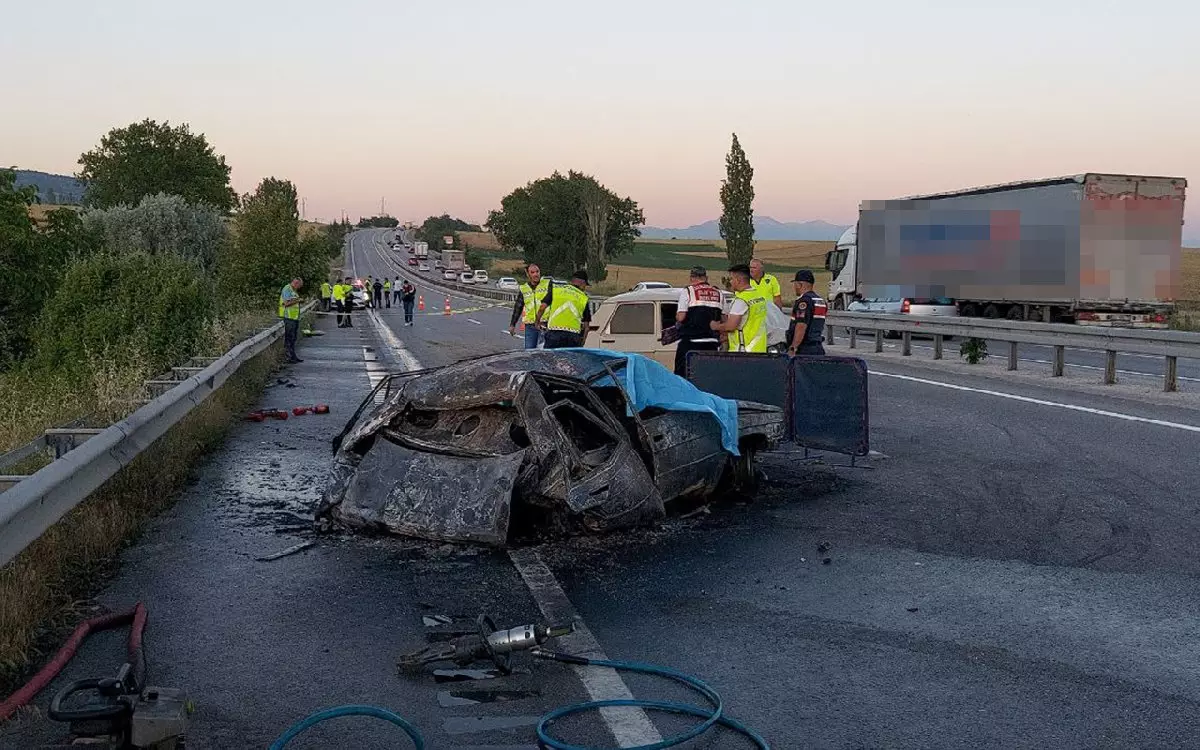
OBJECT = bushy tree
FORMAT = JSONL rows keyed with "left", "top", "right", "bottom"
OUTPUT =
{"left": 0, "top": 170, "right": 99, "bottom": 365}
{"left": 719, "top": 133, "right": 755, "bottom": 265}
{"left": 356, "top": 215, "right": 399, "bottom": 228}
{"left": 82, "top": 192, "right": 226, "bottom": 272}
{"left": 487, "top": 171, "right": 644, "bottom": 280}
{"left": 77, "top": 119, "right": 237, "bottom": 212}
{"left": 34, "top": 252, "right": 214, "bottom": 378}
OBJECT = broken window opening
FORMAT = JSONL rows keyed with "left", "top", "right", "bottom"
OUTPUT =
{"left": 455, "top": 414, "right": 482, "bottom": 436}
{"left": 406, "top": 408, "right": 438, "bottom": 428}
{"left": 548, "top": 402, "right": 616, "bottom": 455}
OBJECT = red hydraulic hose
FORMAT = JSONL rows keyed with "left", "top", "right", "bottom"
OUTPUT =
{"left": 0, "top": 602, "right": 147, "bottom": 723}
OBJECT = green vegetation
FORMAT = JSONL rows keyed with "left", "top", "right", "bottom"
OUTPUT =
{"left": 614, "top": 242, "right": 794, "bottom": 277}
{"left": 417, "top": 214, "right": 481, "bottom": 251}
{"left": 719, "top": 133, "right": 756, "bottom": 265}
{"left": 487, "top": 170, "right": 644, "bottom": 281}
{"left": 77, "top": 119, "right": 237, "bottom": 212}
{"left": 356, "top": 215, "right": 399, "bottom": 228}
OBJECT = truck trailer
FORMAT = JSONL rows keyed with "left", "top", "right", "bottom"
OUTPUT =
{"left": 825, "top": 173, "right": 1186, "bottom": 327}
{"left": 413, "top": 241, "right": 429, "bottom": 259}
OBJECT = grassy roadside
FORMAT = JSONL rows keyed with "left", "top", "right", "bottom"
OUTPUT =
{"left": 0, "top": 313, "right": 291, "bottom": 692}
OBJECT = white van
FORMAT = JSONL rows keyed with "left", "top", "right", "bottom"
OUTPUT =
{"left": 583, "top": 288, "right": 732, "bottom": 370}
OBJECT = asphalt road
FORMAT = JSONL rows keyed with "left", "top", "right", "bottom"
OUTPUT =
{"left": 4, "top": 228, "right": 1200, "bottom": 749}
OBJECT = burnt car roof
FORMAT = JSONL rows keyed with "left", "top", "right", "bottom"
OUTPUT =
{"left": 400, "top": 350, "right": 627, "bottom": 408}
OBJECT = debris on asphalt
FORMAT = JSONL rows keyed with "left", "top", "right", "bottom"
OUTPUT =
{"left": 317, "top": 350, "right": 785, "bottom": 546}
{"left": 907, "top": 607, "right": 919, "bottom": 613}
{"left": 399, "top": 614, "right": 573, "bottom": 674}
{"left": 422, "top": 615, "right": 454, "bottom": 627}
{"left": 255, "top": 541, "right": 315, "bottom": 562}
{"left": 822, "top": 557, "right": 832, "bottom": 565}
{"left": 817, "top": 541, "right": 831, "bottom": 553}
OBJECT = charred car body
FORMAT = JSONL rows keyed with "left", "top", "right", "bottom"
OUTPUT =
{"left": 316, "top": 350, "right": 784, "bottom": 546}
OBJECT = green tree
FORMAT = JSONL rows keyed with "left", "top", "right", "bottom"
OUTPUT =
{"left": 77, "top": 119, "right": 237, "bottom": 211}
{"left": 355, "top": 215, "right": 399, "bottom": 228}
{"left": 487, "top": 171, "right": 644, "bottom": 280}
{"left": 719, "top": 133, "right": 755, "bottom": 265}
{"left": 82, "top": 192, "right": 226, "bottom": 272}
{"left": 218, "top": 177, "right": 317, "bottom": 309}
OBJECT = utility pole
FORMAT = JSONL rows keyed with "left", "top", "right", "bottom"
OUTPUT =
{"left": 381, "top": 197, "right": 386, "bottom": 217}
{"left": 301, "top": 198, "right": 306, "bottom": 220}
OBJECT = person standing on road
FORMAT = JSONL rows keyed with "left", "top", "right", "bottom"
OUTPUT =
{"left": 710, "top": 264, "right": 768, "bottom": 353}
{"left": 786, "top": 269, "right": 827, "bottom": 356}
{"left": 342, "top": 276, "right": 355, "bottom": 327}
{"left": 373, "top": 277, "right": 384, "bottom": 311}
{"left": 749, "top": 258, "right": 783, "bottom": 308}
{"left": 672, "top": 266, "right": 724, "bottom": 376}
{"left": 383, "top": 277, "right": 392, "bottom": 308}
{"left": 509, "top": 263, "right": 553, "bottom": 349}
{"left": 543, "top": 270, "right": 592, "bottom": 349}
{"left": 279, "top": 278, "right": 304, "bottom": 363}
{"left": 393, "top": 276, "right": 402, "bottom": 306}
{"left": 320, "top": 280, "right": 332, "bottom": 312}
{"left": 402, "top": 280, "right": 416, "bottom": 326}
{"left": 364, "top": 276, "right": 374, "bottom": 309}
{"left": 332, "top": 279, "right": 346, "bottom": 327}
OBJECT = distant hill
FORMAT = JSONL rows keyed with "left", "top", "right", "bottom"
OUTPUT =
{"left": 640, "top": 217, "right": 850, "bottom": 241}
{"left": 8, "top": 169, "right": 86, "bottom": 205}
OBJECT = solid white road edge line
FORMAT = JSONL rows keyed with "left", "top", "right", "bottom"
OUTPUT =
{"left": 874, "top": 371, "right": 1200, "bottom": 433}
{"left": 508, "top": 548, "right": 665, "bottom": 747}
{"left": 361, "top": 292, "right": 661, "bottom": 747}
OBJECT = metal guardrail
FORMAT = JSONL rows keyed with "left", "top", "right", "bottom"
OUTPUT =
{"left": 0, "top": 305, "right": 312, "bottom": 568}
{"left": 824, "top": 310, "right": 1200, "bottom": 391}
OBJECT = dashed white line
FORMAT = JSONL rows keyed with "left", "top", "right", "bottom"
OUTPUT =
{"left": 875, "top": 371, "right": 1200, "bottom": 433}
{"left": 467, "top": 318, "right": 482, "bottom": 325}
{"left": 508, "top": 548, "right": 664, "bottom": 747}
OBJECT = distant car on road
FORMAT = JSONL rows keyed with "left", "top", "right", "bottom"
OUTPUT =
{"left": 408, "top": 257, "right": 418, "bottom": 266}
{"left": 497, "top": 277, "right": 519, "bottom": 291}
{"left": 418, "top": 262, "right": 430, "bottom": 272}
{"left": 459, "top": 272, "right": 476, "bottom": 285}
{"left": 630, "top": 281, "right": 672, "bottom": 292}
{"left": 434, "top": 259, "right": 444, "bottom": 269}
{"left": 845, "top": 296, "right": 959, "bottom": 339}
{"left": 350, "top": 281, "right": 368, "bottom": 309}
{"left": 443, "top": 270, "right": 458, "bottom": 281}
{"left": 473, "top": 270, "right": 489, "bottom": 284}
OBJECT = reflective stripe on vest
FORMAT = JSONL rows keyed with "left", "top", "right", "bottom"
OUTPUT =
{"left": 547, "top": 285, "right": 588, "bottom": 333}
{"left": 733, "top": 289, "right": 767, "bottom": 353}
{"left": 519, "top": 279, "right": 551, "bottom": 323}
{"left": 279, "top": 285, "right": 299, "bottom": 321}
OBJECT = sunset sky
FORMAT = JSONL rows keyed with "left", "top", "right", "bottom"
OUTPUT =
{"left": 4, "top": 0, "right": 1196, "bottom": 236}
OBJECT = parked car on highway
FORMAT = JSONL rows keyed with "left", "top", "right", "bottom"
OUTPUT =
{"left": 497, "top": 277, "right": 519, "bottom": 291}
{"left": 408, "top": 257, "right": 418, "bottom": 266}
{"left": 349, "top": 281, "right": 368, "bottom": 309}
{"left": 845, "top": 297, "right": 959, "bottom": 339}
{"left": 443, "top": 270, "right": 457, "bottom": 281}
{"left": 473, "top": 270, "right": 489, "bottom": 284}
{"left": 418, "top": 262, "right": 430, "bottom": 272}
{"left": 630, "top": 281, "right": 672, "bottom": 292}
{"left": 583, "top": 288, "right": 732, "bottom": 370}
{"left": 459, "top": 272, "right": 476, "bottom": 285}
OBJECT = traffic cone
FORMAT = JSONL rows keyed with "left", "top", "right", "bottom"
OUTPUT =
{"left": 418, "top": 295, "right": 424, "bottom": 311}
{"left": 444, "top": 297, "right": 451, "bottom": 316}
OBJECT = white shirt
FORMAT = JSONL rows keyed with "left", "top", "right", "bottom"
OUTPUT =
{"left": 728, "top": 298, "right": 749, "bottom": 317}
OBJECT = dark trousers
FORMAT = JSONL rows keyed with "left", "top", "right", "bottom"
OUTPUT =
{"left": 403, "top": 298, "right": 415, "bottom": 323}
{"left": 283, "top": 318, "right": 299, "bottom": 361}
{"left": 674, "top": 339, "right": 720, "bottom": 377}
{"left": 394, "top": 290, "right": 401, "bottom": 304}
{"left": 321, "top": 297, "right": 330, "bottom": 312}
{"left": 335, "top": 300, "right": 345, "bottom": 327}
{"left": 341, "top": 301, "right": 353, "bottom": 327}
{"left": 795, "top": 342, "right": 825, "bottom": 356}
{"left": 543, "top": 330, "right": 582, "bottom": 349}
{"left": 384, "top": 291, "right": 391, "bottom": 308}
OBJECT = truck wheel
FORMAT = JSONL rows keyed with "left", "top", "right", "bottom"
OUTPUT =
{"left": 1006, "top": 306, "right": 1024, "bottom": 321}
{"left": 983, "top": 304, "right": 1001, "bottom": 319}
{"left": 959, "top": 303, "right": 978, "bottom": 317}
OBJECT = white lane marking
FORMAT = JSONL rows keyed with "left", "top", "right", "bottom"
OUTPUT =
{"left": 508, "top": 548, "right": 664, "bottom": 747}
{"left": 895, "top": 343, "right": 1199, "bottom": 383}
{"left": 467, "top": 318, "right": 482, "bottom": 325}
{"left": 360, "top": 282, "right": 657, "bottom": 746}
{"left": 874, "top": 371, "right": 1200, "bottom": 434}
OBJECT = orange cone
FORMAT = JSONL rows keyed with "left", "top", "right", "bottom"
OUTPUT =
{"left": 417, "top": 295, "right": 424, "bottom": 311}
{"left": 443, "top": 297, "right": 451, "bottom": 316}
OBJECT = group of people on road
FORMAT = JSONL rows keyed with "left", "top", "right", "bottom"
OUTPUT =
{"left": 315, "top": 274, "right": 420, "bottom": 328}
{"left": 506, "top": 258, "right": 827, "bottom": 376}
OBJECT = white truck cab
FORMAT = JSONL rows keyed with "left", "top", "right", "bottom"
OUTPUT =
{"left": 824, "top": 225, "right": 858, "bottom": 311}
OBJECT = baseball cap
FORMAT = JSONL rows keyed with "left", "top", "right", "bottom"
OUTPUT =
{"left": 793, "top": 269, "right": 815, "bottom": 283}
{"left": 689, "top": 265, "right": 707, "bottom": 278}
{"left": 572, "top": 269, "right": 590, "bottom": 285}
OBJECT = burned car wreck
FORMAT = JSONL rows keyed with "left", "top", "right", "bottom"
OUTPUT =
{"left": 315, "top": 349, "right": 785, "bottom": 546}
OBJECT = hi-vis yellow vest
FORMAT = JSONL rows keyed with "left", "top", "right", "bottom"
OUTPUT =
{"left": 278, "top": 285, "right": 299, "bottom": 321}
{"left": 519, "top": 278, "right": 551, "bottom": 324}
{"left": 547, "top": 284, "right": 588, "bottom": 333}
{"left": 732, "top": 289, "right": 767, "bottom": 353}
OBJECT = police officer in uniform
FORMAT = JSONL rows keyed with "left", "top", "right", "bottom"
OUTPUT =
{"left": 710, "top": 264, "right": 768, "bottom": 353}
{"left": 543, "top": 270, "right": 592, "bottom": 348}
{"left": 749, "top": 258, "right": 783, "bottom": 308}
{"left": 786, "top": 269, "right": 827, "bottom": 356}
{"left": 673, "top": 266, "right": 723, "bottom": 376}
{"left": 508, "top": 263, "right": 553, "bottom": 349}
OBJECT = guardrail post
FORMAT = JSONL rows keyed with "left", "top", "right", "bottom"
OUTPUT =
{"left": 1104, "top": 350, "right": 1117, "bottom": 384}
{"left": 933, "top": 334, "right": 943, "bottom": 360}
{"left": 849, "top": 328, "right": 857, "bottom": 349}
{"left": 874, "top": 330, "right": 883, "bottom": 353}
{"left": 1165, "top": 356, "right": 1178, "bottom": 392}
{"left": 825, "top": 323, "right": 835, "bottom": 345}
{"left": 1008, "top": 342, "right": 1018, "bottom": 371}
{"left": 1053, "top": 346, "right": 1065, "bottom": 376}
{"left": 902, "top": 331, "right": 912, "bottom": 356}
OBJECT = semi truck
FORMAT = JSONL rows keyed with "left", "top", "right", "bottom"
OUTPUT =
{"left": 442, "top": 249, "right": 465, "bottom": 271}
{"left": 825, "top": 173, "right": 1187, "bottom": 327}
{"left": 413, "top": 241, "right": 429, "bottom": 259}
